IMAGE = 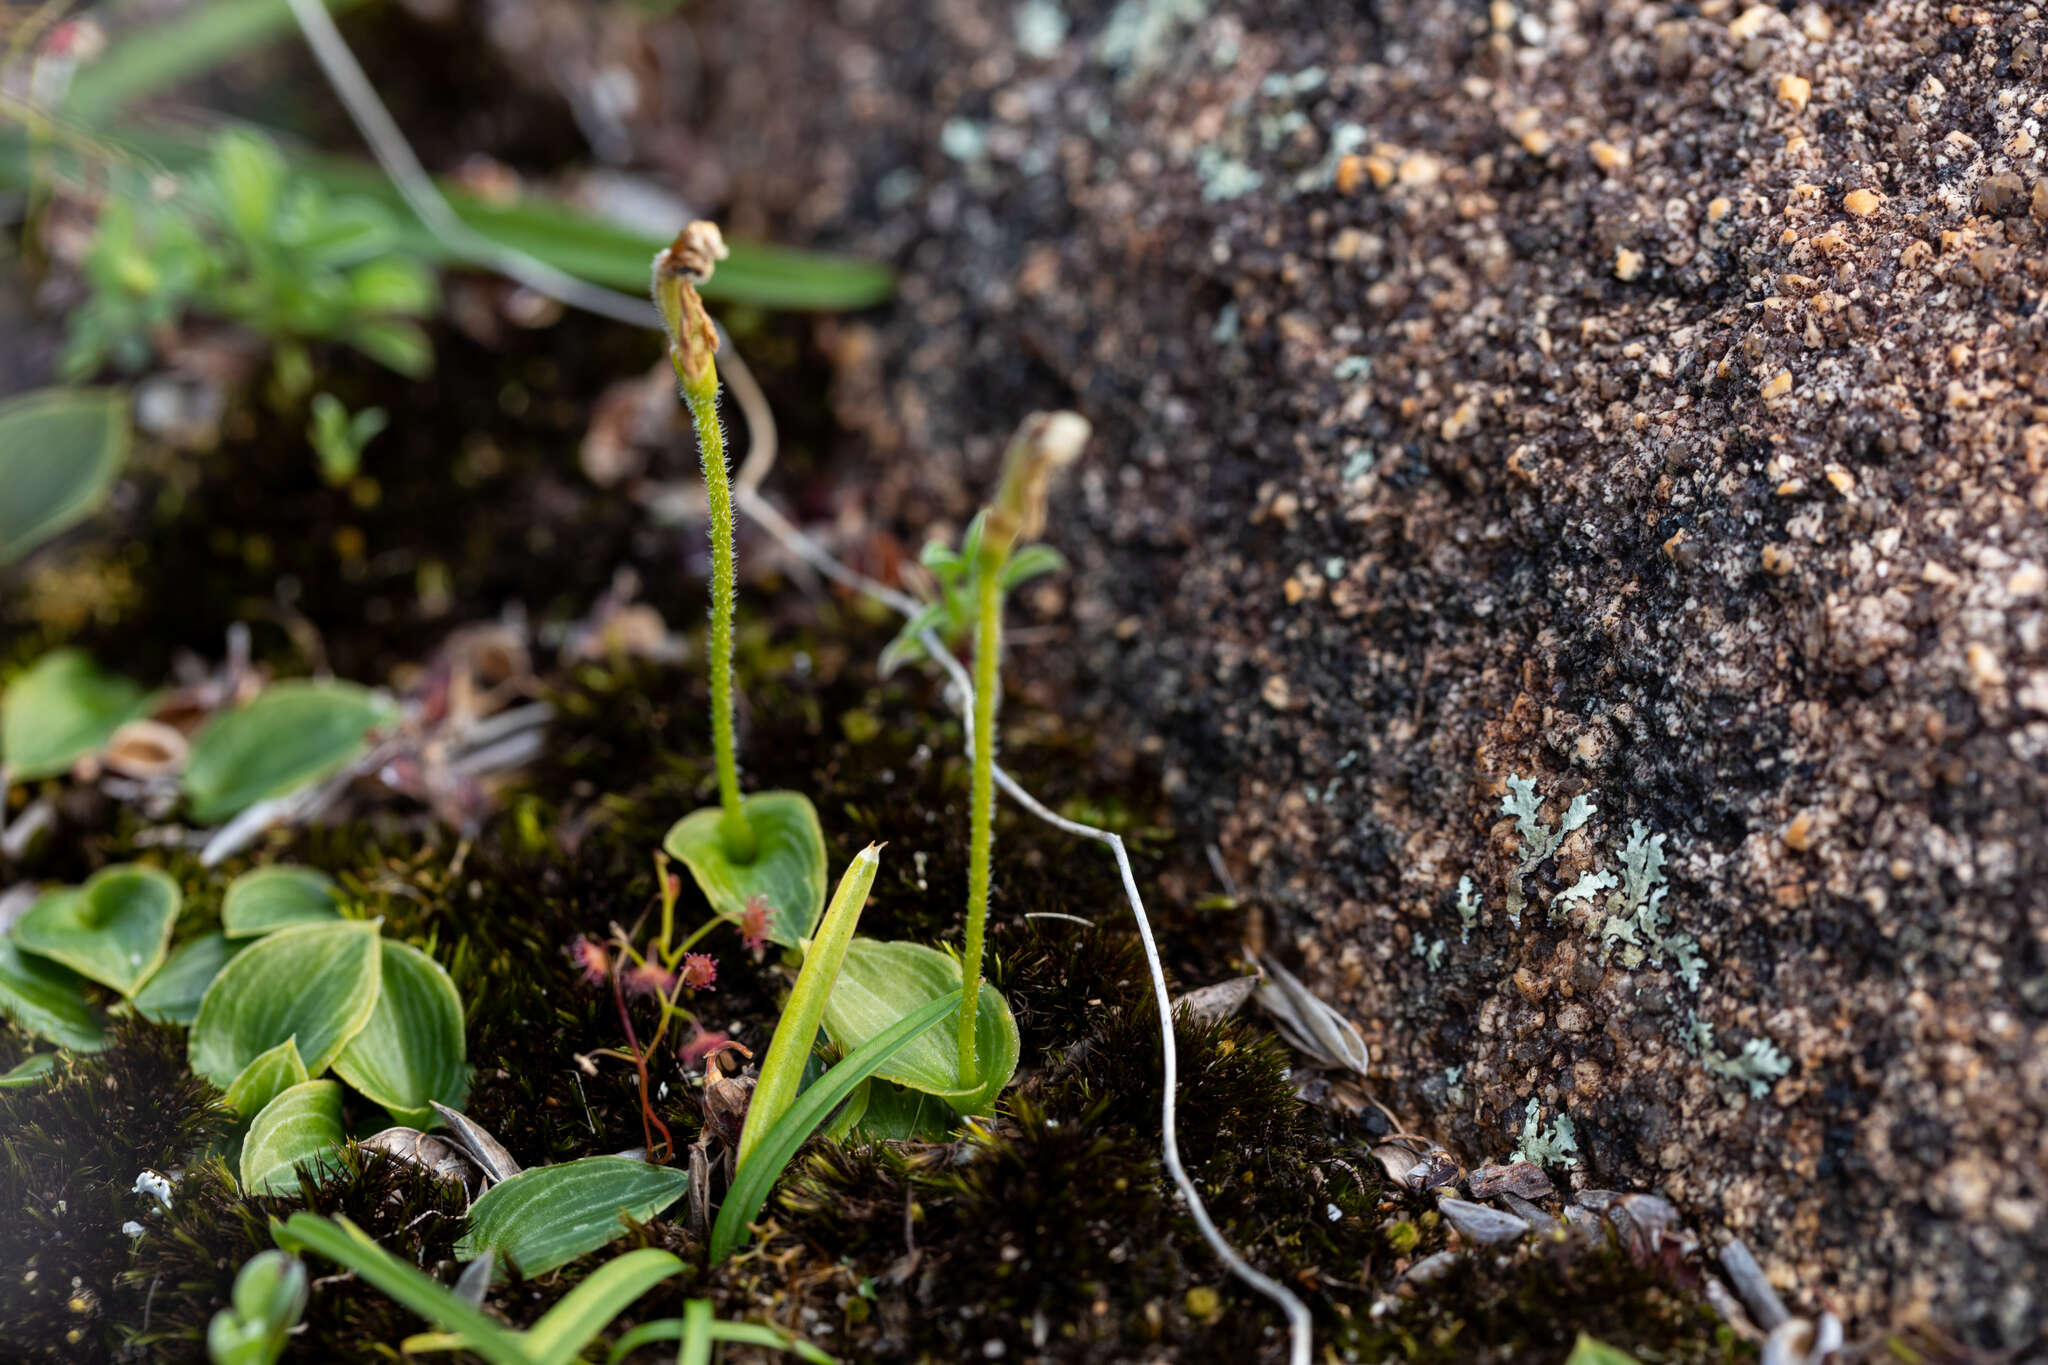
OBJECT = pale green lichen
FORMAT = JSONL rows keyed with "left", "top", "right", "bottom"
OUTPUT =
{"left": 1411, "top": 933, "right": 1447, "bottom": 973}
{"left": 1682, "top": 1010, "right": 1791, "bottom": 1100}
{"left": 1195, "top": 145, "right": 1263, "bottom": 202}
{"left": 1509, "top": 1104, "right": 1580, "bottom": 1168}
{"left": 1501, "top": 775, "right": 1595, "bottom": 929}
{"left": 1552, "top": 821, "right": 1706, "bottom": 990}
{"left": 1455, "top": 875, "right": 1481, "bottom": 945}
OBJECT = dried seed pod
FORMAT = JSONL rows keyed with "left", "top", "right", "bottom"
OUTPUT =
{"left": 429, "top": 1102, "right": 522, "bottom": 1185}
{"left": 1175, "top": 974, "right": 1260, "bottom": 1023}
{"left": 361, "top": 1127, "right": 476, "bottom": 1187}
{"left": 1256, "top": 956, "right": 1370, "bottom": 1075}
{"left": 102, "top": 720, "right": 189, "bottom": 779}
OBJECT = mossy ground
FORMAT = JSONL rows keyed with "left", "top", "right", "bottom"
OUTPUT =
{"left": 4, "top": 647, "right": 1745, "bottom": 1363}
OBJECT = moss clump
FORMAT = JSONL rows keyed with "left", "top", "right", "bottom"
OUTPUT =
{"left": 0, "top": 1019, "right": 229, "bottom": 1363}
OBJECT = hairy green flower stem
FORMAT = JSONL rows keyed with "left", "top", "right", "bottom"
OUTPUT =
{"left": 955, "top": 412, "right": 1089, "bottom": 1088}
{"left": 655, "top": 223, "right": 755, "bottom": 863}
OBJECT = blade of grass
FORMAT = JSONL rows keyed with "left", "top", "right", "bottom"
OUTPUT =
{"left": 62, "top": 0, "right": 369, "bottom": 125}
{"left": 521, "top": 1247, "right": 682, "bottom": 1365}
{"left": 678, "top": 1299, "right": 712, "bottom": 1365}
{"left": 13, "top": 119, "right": 892, "bottom": 311}
{"left": 711, "top": 992, "right": 957, "bottom": 1262}
{"left": 734, "top": 845, "right": 881, "bottom": 1170}
{"left": 607, "top": 1316, "right": 837, "bottom": 1365}
{"left": 269, "top": 1213, "right": 533, "bottom": 1365}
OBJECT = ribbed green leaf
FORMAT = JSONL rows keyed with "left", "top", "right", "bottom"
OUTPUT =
{"left": 1, "top": 650, "right": 150, "bottom": 783}
{"left": 455, "top": 1157, "right": 692, "bottom": 1278}
{"left": 12, "top": 865, "right": 181, "bottom": 998}
{"left": 331, "top": 940, "right": 468, "bottom": 1126}
{"left": 0, "top": 939, "right": 104, "bottom": 1051}
{"left": 240, "top": 1080, "right": 346, "bottom": 1194}
{"left": 131, "top": 931, "right": 242, "bottom": 1024}
{"left": 222, "top": 866, "right": 341, "bottom": 938}
{"left": 184, "top": 681, "right": 397, "bottom": 822}
{"left": 223, "top": 1038, "right": 309, "bottom": 1120}
{"left": 189, "top": 919, "right": 381, "bottom": 1086}
{"left": 0, "top": 388, "right": 130, "bottom": 567}
{"left": 821, "top": 939, "right": 1018, "bottom": 1115}
{"left": 663, "top": 791, "right": 828, "bottom": 949}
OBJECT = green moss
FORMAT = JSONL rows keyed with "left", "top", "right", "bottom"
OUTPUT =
{"left": 0, "top": 1019, "right": 229, "bottom": 1363}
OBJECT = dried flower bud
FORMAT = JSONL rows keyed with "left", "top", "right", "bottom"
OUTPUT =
{"left": 667, "top": 221, "right": 729, "bottom": 283}
{"left": 983, "top": 410, "right": 1090, "bottom": 562}
{"left": 652, "top": 221, "right": 726, "bottom": 391}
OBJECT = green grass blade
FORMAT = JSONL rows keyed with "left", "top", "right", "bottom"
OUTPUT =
{"left": 521, "top": 1248, "right": 682, "bottom": 1365}
{"left": 678, "top": 1299, "right": 712, "bottom": 1365}
{"left": 270, "top": 1213, "right": 533, "bottom": 1365}
{"left": 607, "top": 1317, "right": 837, "bottom": 1365}
{"left": 63, "top": 0, "right": 370, "bottom": 125}
{"left": 14, "top": 124, "right": 893, "bottom": 312}
{"left": 735, "top": 846, "right": 881, "bottom": 1168}
{"left": 711, "top": 992, "right": 957, "bottom": 1262}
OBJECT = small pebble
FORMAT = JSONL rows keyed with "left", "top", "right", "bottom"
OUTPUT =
{"left": 1844, "top": 188, "right": 1883, "bottom": 217}
{"left": 1761, "top": 370, "right": 1793, "bottom": 399}
{"left": 1776, "top": 74, "right": 1811, "bottom": 112}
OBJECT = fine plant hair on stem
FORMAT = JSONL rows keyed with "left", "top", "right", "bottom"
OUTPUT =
{"left": 655, "top": 224, "right": 753, "bottom": 860}
{"left": 959, "top": 564, "right": 1001, "bottom": 1086}
{"left": 277, "top": 18, "right": 1315, "bottom": 1357}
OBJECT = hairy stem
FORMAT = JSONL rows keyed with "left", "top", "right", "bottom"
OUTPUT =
{"left": 681, "top": 371, "right": 754, "bottom": 860}
{"left": 959, "top": 563, "right": 1002, "bottom": 1088}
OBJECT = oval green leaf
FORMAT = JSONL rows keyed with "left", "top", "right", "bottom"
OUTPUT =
{"left": 454, "top": 1157, "right": 692, "bottom": 1278}
{"left": 820, "top": 939, "right": 1018, "bottom": 1116}
{"left": 1, "top": 650, "right": 150, "bottom": 782}
{"left": 224, "top": 1038, "right": 310, "bottom": 1119}
{"left": 12, "top": 864, "right": 181, "bottom": 998}
{"left": 0, "top": 938, "right": 105, "bottom": 1051}
{"left": 0, "top": 386, "right": 130, "bottom": 566}
{"left": 189, "top": 919, "right": 381, "bottom": 1087}
{"left": 662, "top": 790, "right": 827, "bottom": 948}
{"left": 331, "top": 939, "right": 467, "bottom": 1126}
{"left": 240, "top": 1079, "right": 346, "bottom": 1194}
{"left": 222, "top": 865, "right": 341, "bottom": 938}
{"left": 183, "top": 680, "right": 398, "bottom": 823}
{"left": 131, "top": 931, "right": 243, "bottom": 1024}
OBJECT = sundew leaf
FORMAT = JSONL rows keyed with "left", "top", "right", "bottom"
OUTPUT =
{"left": 1, "top": 649, "right": 149, "bottom": 782}
{"left": 222, "top": 865, "right": 342, "bottom": 938}
{"left": 189, "top": 919, "right": 382, "bottom": 1086}
{"left": 0, "top": 387, "right": 130, "bottom": 566}
{"left": 820, "top": 939, "right": 1018, "bottom": 1116}
{"left": 456, "top": 1157, "right": 693, "bottom": 1278}
{"left": 184, "top": 680, "right": 398, "bottom": 822}
{"left": 331, "top": 939, "right": 468, "bottom": 1126}
{"left": 0, "top": 938, "right": 105, "bottom": 1051}
{"left": 223, "top": 1038, "right": 310, "bottom": 1120}
{"left": 663, "top": 790, "right": 827, "bottom": 948}
{"left": 131, "top": 931, "right": 242, "bottom": 1024}
{"left": 12, "top": 865, "right": 181, "bottom": 998}
{"left": 240, "top": 1079, "right": 346, "bottom": 1194}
